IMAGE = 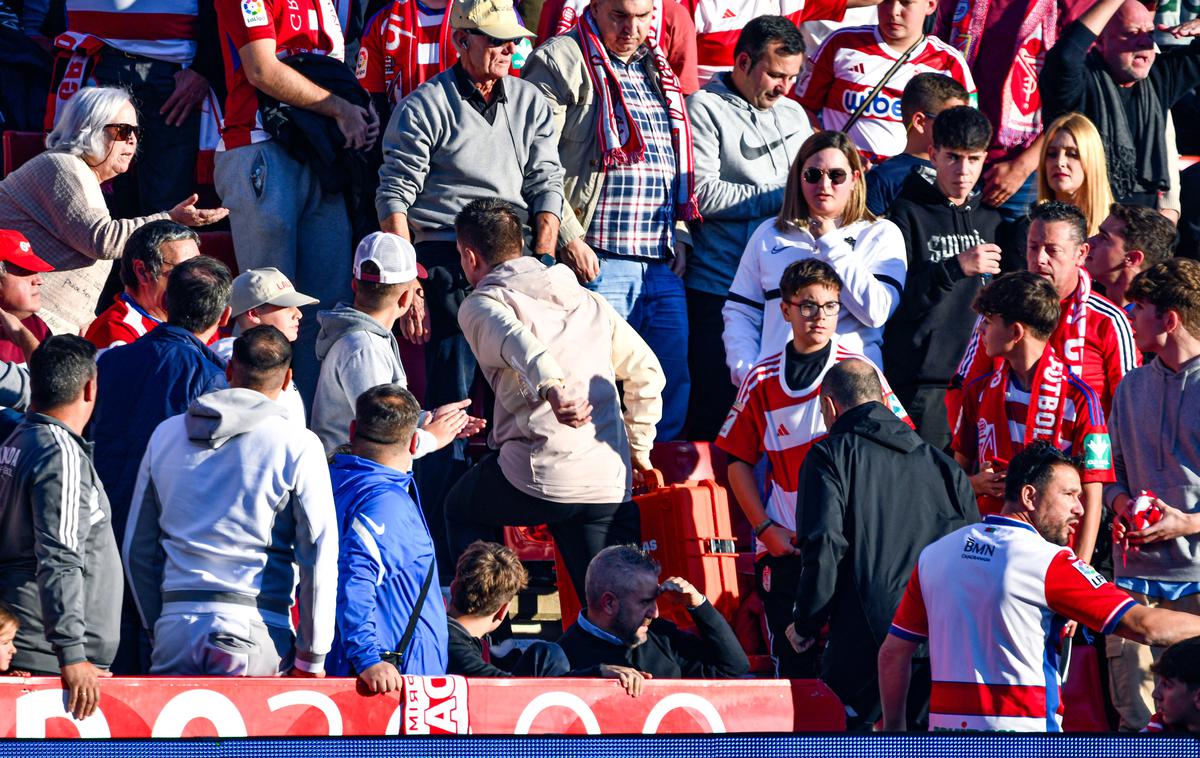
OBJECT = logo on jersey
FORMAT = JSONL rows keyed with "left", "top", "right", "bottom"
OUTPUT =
{"left": 1071, "top": 558, "right": 1106, "bottom": 589}
{"left": 776, "top": 423, "right": 789, "bottom": 437}
{"left": 718, "top": 409, "right": 738, "bottom": 438}
{"left": 355, "top": 47, "right": 369, "bottom": 80}
{"left": 241, "top": 0, "right": 269, "bottom": 28}
{"left": 976, "top": 419, "right": 997, "bottom": 465}
{"left": 961, "top": 534, "right": 995, "bottom": 561}
{"left": 841, "top": 90, "right": 903, "bottom": 121}
{"left": 1083, "top": 433, "right": 1112, "bottom": 470}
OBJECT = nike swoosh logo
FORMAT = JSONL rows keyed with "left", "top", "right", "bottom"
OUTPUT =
{"left": 361, "top": 514, "right": 386, "bottom": 536}
{"left": 739, "top": 133, "right": 788, "bottom": 161}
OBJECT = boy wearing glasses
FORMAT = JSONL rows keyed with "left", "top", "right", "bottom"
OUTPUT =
{"left": 883, "top": 106, "right": 1023, "bottom": 449}
{"left": 717, "top": 258, "right": 909, "bottom": 677}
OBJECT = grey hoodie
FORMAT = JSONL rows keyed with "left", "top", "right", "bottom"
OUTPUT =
{"left": 1105, "top": 355, "right": 1200, "bottom": 581}
{"left": 311, "top": 304, "right": 408, "bottom": 453}
{"left": 684, "top": 73, "right": 812, "bottom": 296}
{"left": 124, "top": 387, "right": 339, "bottom": 670}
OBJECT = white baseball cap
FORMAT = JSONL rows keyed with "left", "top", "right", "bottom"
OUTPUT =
{"left": 230, "top": 267, "right": 318, "bottom": 317}
{"left": 353, "top": 232, "right": 427, "bottom": 284}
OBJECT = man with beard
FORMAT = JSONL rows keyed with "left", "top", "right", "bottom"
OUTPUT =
{"left": 555, "top": 545, "right": 748, "bottom": 682}
{"left": 879, "top": 442, "right": 1200, "bottom": 732}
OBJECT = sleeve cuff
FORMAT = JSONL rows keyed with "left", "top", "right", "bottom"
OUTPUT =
{"left": 888, "top": 624, "right": 928, "bottom": 643}
{"left": 413, "top": 427, "right": 437, "bottom": 459}
{"left": 293, "top": 652, "right": 326, "bottom": 673}
{"left": 532, "top": 192, "right": 565, "bottom": 219}
{"left": 56, "top": 644, "right": 88, "bottom": 667}
{"left": 1101, "top": 598, "right": 1138, "bottom": 635}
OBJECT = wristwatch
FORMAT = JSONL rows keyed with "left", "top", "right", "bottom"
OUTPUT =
{"left": 753, "top": 517, "right": 776, "bottom": 537}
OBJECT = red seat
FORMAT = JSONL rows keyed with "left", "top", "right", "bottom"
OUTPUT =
{"left": 396, "top": 336, "right": 426, "bottom": 407}
{"left": 197, "top": 231, "right": 239, "bottom": 278}
{"left": 2, "top": 131, "right": 44, "bottom": 178}
{"left": 651, "top": 441, "right": 752, "bottom": 550}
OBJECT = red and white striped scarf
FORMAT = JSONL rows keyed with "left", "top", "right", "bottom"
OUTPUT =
{"left": 555, "top": 0, "right": 663, "bottom": 38}
{"left": 1054, "top": 268, "right": 1091, "bottom": 381}
{"left": 576, "top": 7, "right": 700, "bottom": 221}
{"left": 382, "top": 0, "right": 456, "bottom": 104}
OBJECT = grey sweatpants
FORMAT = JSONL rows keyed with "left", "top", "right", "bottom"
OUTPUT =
{"left": 214, "top": 141, "right": 354, "bottom": 409}
{"left": 151, "top": 608, "right": 295, "bottom": 676}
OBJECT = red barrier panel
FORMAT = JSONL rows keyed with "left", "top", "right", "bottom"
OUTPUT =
{"left": 0, "top": 676, "right": 844, "bottom": 737}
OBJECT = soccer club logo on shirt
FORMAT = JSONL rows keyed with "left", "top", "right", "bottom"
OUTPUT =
{"left": 976, "top": 418, "right": 997, "bottom": 465}
{"left": 242, "top": 0, "right": 269, "bottom": 28}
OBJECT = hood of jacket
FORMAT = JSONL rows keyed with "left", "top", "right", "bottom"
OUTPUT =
{"left": 830, "top": 400, "right": 923, "bottom": 455}
{"left": 902, "top": 167, "right": 984, "bottom": 212}
{"left": 185, "top": 387, "right": 288, "bottom": 449}
{"left": 315, "top": 304, "right": 396, "bottom": 360}
{"left": 1149, "top": 355, "right": 1200, "bottom": 470}
{"left": 329, "top": 453, "right": 418, "bottom": 519}
{"left": 474, "top": 256, "right": 586, "bottom": 310}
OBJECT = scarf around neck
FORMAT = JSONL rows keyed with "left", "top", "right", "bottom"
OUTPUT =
{"left": 1084, "top": 49, "right": 1168, "bottom": 200}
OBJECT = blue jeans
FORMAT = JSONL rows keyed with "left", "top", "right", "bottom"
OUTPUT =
{"left": 587, "top": 257, "right": 688, "bottom": 442}
{"left": 994, "top": 169, "right": 1038, "bottom": 224}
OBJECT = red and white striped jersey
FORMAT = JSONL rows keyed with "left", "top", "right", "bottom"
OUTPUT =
{"left": 681, "top": 0, "right": 848, "bottom": 85}
{"left": 890, "top": 514, "right": 1137, "bottom": 732}
{"left": 215, "top": 0, "right": 344, "bottom": 149}
{"left": 355, "top": 0, "right": 451, "bottom": 100}
{"left": 67, "top": 0, "right": 199, "bottom": 64}
{"left": 793, "top": 26, "right": 976, "bottom": 162}
{"left": 716, "top": 334, "right": 909, "bottom": 554}
{"left": 951, "top": 277, "right": 1139, "bottom": 419}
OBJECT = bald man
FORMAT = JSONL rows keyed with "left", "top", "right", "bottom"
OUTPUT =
{"left": 787, "top": 358, "right": 978, "bottom": 730}
{"left": 1042, "top": 0, "right": 1200, "bottom": 211}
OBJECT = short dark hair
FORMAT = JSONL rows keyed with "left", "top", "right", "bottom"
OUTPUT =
{"left": 779, "top": 258, "right": 843, "bottom": 300}
{"left": 932, "top": 105, "right": 992, "bottom": 152}
{"left": 450, "top": 541, "right": 529, "bottom": 616}
{"left": 231, "top": 325, "right": 292, "bottom": 392}
{"left": 1004, "top": 441, "right": 1080, "bottom": 504}
{"left": 974, "top": 271, "right": 1061, "bottom": 340}
{"left": 584, "top": 544, "right": 660, "bottom": 608}
{"left": 1128, "top": 258, "right": 1200, "bottom": 334}
{"left": 29, "top": 335, "right": 96, "bottom": 409}
{"left": 733, "top": 15, "right": 805, "bottom": 65}
{"left": 165, "top": 256, "right": 231, "bottom": 334}
{"left": 1108, "top": 203, "right": 1176, "bottom": 268}
{"left": 1030, "top": 201, "right": 1089, "bottom": 247}
{"left": 819, "top": 358, "right": 883, "bottom": 408}
{"left": 119, "top": 220, "right": 197, "bottom": 290}
{"left": 900, "top": 73, "right": 970, "bottom": 126}
{"left": 455, "top": 198, "right": 523, "bottom": 266}
{"left": 353, "top": 261, "right": 408, "bottom": 311}
{"left": 353, "top": 384, "right": 421, "bottom": 446}
{"left": 1153, "top": 636, "right": 1200, "bottom": 690}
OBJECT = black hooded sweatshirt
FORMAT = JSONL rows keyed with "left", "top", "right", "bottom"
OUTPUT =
{"left": 882, "top": 169, "right": 1025, "bottom": 390}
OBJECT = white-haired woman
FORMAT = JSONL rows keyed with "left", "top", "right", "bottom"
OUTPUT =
{"left": 0, "top": 86, "right": 226, "bottom": 334}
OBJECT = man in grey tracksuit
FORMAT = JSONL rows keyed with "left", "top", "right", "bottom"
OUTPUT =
{"left": 0, "top": 335, "right": 120, "bottom": 721}
{"left": 682, "top": 16, "right": 811, "bottom": 439}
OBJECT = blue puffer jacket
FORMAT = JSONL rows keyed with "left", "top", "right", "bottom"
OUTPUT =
{"left": 90, "top": 324, "right": 226, "bottom": 541}
{"left": 326, "top": 454, "right": 447, "bottom": 677}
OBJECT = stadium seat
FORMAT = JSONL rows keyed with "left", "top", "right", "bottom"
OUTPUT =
{"left": 2, "top": 131, "right": 44, "bottom": 178}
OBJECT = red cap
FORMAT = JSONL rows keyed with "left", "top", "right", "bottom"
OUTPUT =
{"left": 0, "top": 230, "right": 54, "bottom": 273}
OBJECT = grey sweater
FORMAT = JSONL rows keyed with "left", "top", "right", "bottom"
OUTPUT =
{"left": 684, "top": 73, "right": 811, "bottom": 296}
{"left": 1105, "top": 355, "right": 1200, "bottom": 581}
{"left": 375, "top": 66, "right": 565, "bottom": 241}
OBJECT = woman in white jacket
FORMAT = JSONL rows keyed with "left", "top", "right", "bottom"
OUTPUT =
{"left": 722, "top": 131, "right": 907, "bottom": 386}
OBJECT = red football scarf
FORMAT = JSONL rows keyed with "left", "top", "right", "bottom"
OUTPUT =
{"left": 44, "top": 32, "right": 105, "bottom": 131}
{"left": 576, "top": 7, "right": 700, "bottom": 221}
{"left": 946, "top": 0, "right": 1057, "bottom": 149}
{"left": 1053, "top": 268, "right": 1091, "bottom": 382}
{"left": 975, "top": 345, "right": 1070, "bottom": 513}
{"left": 382, "top": 0, "right": 456, "bottom": 104}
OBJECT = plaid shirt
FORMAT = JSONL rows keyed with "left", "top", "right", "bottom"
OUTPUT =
{"left": 585, "top": 47, "right": 677, "bottom": 260}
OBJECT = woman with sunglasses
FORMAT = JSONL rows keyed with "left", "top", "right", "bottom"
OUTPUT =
{"left": 1036, "top": 112, "right": 1114, "bottom": 237}
{"left": 723, "top": 130, "right": 907, "bottom": 388}
{"left": 0, "top": 87, "right": 227, "bottom": 335}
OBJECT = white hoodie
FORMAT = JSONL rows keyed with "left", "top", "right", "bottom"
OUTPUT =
{"left": 123, "top": 388, "right": 338, "bottom": 672}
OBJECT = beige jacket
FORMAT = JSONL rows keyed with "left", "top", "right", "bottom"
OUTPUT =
{"left": 458, "top": 257, "right": 664, "bottom": 503}
{"left": 0, "top": 152, "right": 168, "bottom": 333}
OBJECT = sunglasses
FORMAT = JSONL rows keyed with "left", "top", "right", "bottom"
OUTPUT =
{"left": 104, "top": 123, "right": 143, "bottom": 141}
{"left": 467, "top": 28, "right": 515, "bottom": 47}
{"left": 801, "top": 167, "right": 849, "bottom": 186}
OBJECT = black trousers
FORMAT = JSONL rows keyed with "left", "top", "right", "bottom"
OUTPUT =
{"left": 685, "top": 289, "right": 738, "bottom": 442}
{"left": 756, "top": 554, "right": 819, "bottom": 679}
{"left": 444, "top": 453, "right": 640, "bottom": 602}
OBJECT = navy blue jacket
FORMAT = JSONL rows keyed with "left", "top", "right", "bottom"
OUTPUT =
{"left": 326, "top": 454, "right": 448, "bottom": 677}
{"left": 90, "top": 325, "right": 226, "bottom": 542}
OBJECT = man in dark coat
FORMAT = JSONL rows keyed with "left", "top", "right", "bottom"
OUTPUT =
{"left": 788, "top": 358, "right": 979, "bottom": 730}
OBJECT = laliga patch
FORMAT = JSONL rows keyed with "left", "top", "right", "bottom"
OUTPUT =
{"left": 241, "top": 0, "right": 268, "bottom": 28}
{"left": 761, "top": 564, "right": 771, "bottom": 593}
{"left": 718, "top": 409, "right": 739, "bottom": 438}
{"left": 1071, "top": 558, "right": 1107, "bottom": 589}
{"left": 355, "top": 47, "right": 369, "bottom": 80}
{"left": 1083, "top": 433, "right": 1112, "bottom": 470}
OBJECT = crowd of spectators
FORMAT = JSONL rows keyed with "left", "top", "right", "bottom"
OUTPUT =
{"left": 4, "top": 0, "right": 1200, "bottom": 737}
